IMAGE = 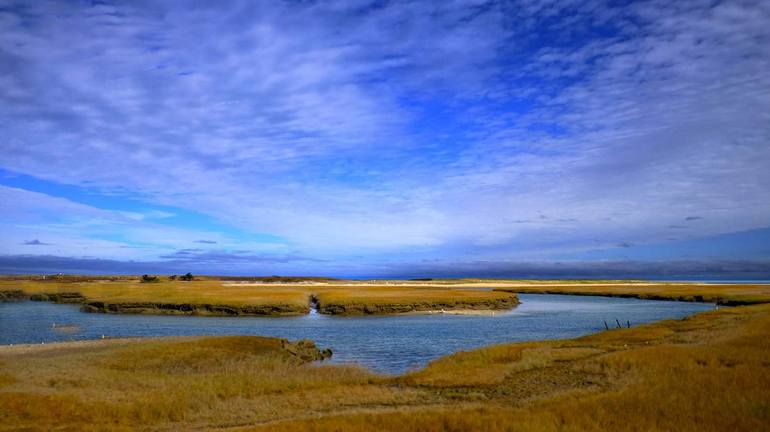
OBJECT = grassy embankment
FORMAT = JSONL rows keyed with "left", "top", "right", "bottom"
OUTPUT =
{"left": 0, "top": 279, "right": 312, "bottom": 316}
{"left": 314, "top": 286, "right": 518, "bottom": 314}
{"left": 0, "top": 278, "right": 520, "bottom": 316}
{"left": 495, "top": 283, "right": 770, "bottom": 306}
{"left": 2, "top": 276, "right": 769, "bottom": 316}
{"left": 1, "top": 301, "right": 768, "bottom": 431}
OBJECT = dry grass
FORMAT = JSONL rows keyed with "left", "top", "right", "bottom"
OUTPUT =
{"left": 0, "top": 336, "right": 420, "bottom": 431}
{"left": 0, "top": 279, "right": 313, "bottom": 315}
{"left": 2, "top": 277, "right": 769, "bottom": 316}
{"left": 0, "top": 279, "right": 521, "bottom": 315}
{"left": 314, "top": 286, "right": 519, "bottom": 314}
{"left": 1, "top": 302, "right": 768, "bottom": 431}
{"left": 248, "top": 304, "right": 770, "bottom": 432}
{"left": 499, "top": 283, "right": 770, "bottom": 305}
{"left": 1, "top": 280, "right": 309, "bottom": 306}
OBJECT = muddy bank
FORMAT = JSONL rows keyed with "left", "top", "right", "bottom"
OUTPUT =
{"left": 281, "top": 339, "right": 333, "bottom": 362}
{"left": 0, "top": 336, "right": 332, "bottom": 363}
{"left": 317, "top": 296, "right": 520, "bottom": 315}
{"left": 81, "top": 301, "right": 309, "bottom": 316}
{"left": 0, "top": 290, "right": 28, "bottom": 302}
{"left": 29, "top": 292, "right": 87, "bottom": 303}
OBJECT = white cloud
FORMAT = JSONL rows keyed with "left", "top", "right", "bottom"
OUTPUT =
{"left": 0, "top": 0, "right": 768, "bottom": 263}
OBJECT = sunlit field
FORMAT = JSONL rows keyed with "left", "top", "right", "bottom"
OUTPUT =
{"left": 0, "top": 276, "right": 526, "bottom": 315}
{"left": 314, "top": 285, "right": 519, "bottom": 314}
{"left": 1, "top": 301, "right": 768, "bottom": 431}
{"left": 3, "top": 276, "right": 770, "bottom": 316}
{"left": 0, "top": 279, "right": 313, "bottom": 315}
{"left": 496, "top": 283, "right": 770, "bottom": 305}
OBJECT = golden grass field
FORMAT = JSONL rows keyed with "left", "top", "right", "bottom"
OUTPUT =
{"left": 0, "top": 277, "right": 522, "bottom": 315}
{"left": 313, "top": 285, "right": 519, "bottom": 314}
{"left": 496, "top": 282, "right": 770, "bottom": 305}
{"left": 3, "top": 276, "right": 770, "bottom": 316}
{"left": 1, "top": 299, "right": 768, "bottom": 431}
{"left": 0, "top": 279, "right": 313, "bottom": 315}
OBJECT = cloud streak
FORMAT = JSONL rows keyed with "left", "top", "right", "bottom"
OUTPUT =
{"left": 22, "top": 239, "right": 51, "bottom": 246}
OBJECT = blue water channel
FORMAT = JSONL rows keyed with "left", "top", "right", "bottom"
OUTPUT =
{"left": 0, "top": 293, "right": 713, "bottom": 373}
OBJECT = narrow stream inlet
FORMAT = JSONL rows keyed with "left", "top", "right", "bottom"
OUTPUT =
{"left": 308, "top": 294, "right": 320, "bottom": 316}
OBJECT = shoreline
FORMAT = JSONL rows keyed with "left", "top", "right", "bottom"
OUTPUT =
{"left": 0, "top": 336, "right": 333, "bottom": 363}
{"left": 495, "top": 284, "right": 770, "bottom": 306}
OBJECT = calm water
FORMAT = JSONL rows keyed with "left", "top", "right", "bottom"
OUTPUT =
{"left": 0, "top": 294, "right": 713, "bottom": 374}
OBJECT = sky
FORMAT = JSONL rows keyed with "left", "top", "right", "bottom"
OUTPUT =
{"left": 1, "top": 0, "right": 769, "bottom": 278}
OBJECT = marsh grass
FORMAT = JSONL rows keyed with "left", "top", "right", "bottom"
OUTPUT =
{"left": 0, "top": 336, "right": 416, "bottom": 431}
{"left": 248, "top": 304, "right": 770, "bottom": 432}
{"left": 0, "top": 279, "right": 522, "bottom": 315}
{"left": 499, "top": 283, "right": 770, "bottom": 305}
{"left": 314, "top": 286, "right": 520, "bottom": 314}
{"left": 1, "top": 303, "right": 768, "bottom": 431}
{"left": 2, "top": 280, "right": 310, "bottom": 306}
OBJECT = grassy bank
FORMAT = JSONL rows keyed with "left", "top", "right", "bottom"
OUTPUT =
{"left": 1, "top": 302, "right": 768, "bottom": 430}
{"left": 496, "top": 283, "right": 770, "bottom": 305}
{"left": 0, "top": 280, "right": 312, "bottom": 316}
{"left": 0, "top": 279, "right": 521, "bottom": 316}
{"left": 314, "top": 286, "right": 519, "bottom": 314}
{"left": 2, "top": 277, "right": 769, "bottom": 316}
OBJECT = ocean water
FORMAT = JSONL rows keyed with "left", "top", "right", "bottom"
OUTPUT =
{"left": 0, "top": 293, "right": 713, "bottom": 374}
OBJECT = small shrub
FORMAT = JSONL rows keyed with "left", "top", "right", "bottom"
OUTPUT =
{"left": 179, "top": 273, "right": 194, "bottom": 281}
{"left": 140, "top": 275, "right": 160, "bottom": 283}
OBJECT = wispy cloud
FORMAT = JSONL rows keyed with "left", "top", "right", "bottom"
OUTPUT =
{"left": 158, "top": 249, "right": 326, "bottom": 265}
{"left": 0, "top": 1, "right": 768, "bottom": 274}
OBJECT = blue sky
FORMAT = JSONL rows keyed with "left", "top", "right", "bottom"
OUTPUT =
{"left": 1, "top": 0, "right": 769, "bottom": 278}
